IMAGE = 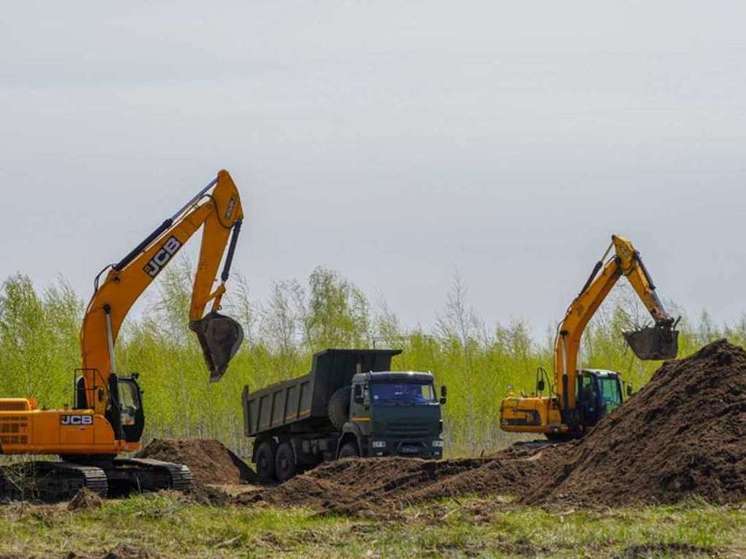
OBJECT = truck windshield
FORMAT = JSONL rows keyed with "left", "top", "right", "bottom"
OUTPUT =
{"left": 370, "top": 383, "right": 436, "bottom": 406}
{"left": 598, "top": 377, "right": 622, "bottom": 412}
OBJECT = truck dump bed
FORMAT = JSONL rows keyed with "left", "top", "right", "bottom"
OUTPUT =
{"left": 242, "top": 348, "right": 401, "bottom": 437}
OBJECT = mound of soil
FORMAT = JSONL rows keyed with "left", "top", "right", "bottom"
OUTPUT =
{"left": 137, "top": 439, "right": 255, "bottom": 485}
{"left": 238, "top": 445, "right": 556, "bottom": 514}
{"left": 67, "top": 488, "right": 103, "bottom": 511}
{"left": 242, "top": 339, "right": 746, "bottom": 511}
{"left": 524, "top": 339, "right": 746, "bottom": 506}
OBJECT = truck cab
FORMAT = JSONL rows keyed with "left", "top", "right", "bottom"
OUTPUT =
{"left": 338, "top": 371, "right": 446, "bottom": 460}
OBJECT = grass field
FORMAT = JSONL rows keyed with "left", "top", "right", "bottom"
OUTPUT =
{"left": 1, "top": 493, "right": 744, "bottom": 558}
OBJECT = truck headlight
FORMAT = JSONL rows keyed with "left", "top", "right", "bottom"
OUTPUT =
{"left": 432, "top": 440, "right": 444, "bottom": 448}
{"left": 372, "top": 440, "right": 386, "bottom": 448}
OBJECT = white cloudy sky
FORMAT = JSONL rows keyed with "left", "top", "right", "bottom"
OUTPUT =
{"left": 2, "top": 1, "right": 745, "bottom": 332}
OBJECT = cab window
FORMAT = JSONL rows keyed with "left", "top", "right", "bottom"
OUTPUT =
{"left": 118, "top": 381, "right": 140, "bottom": 410}
{"left": 370, "top": 383, "right": 436, "bottom": 405}
{"left": 598, "top": 377, "right": 622, "bottom": 411}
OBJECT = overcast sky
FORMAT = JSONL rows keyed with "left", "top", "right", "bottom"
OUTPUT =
{"left": 2, "top": 1, "right": 745, "bottom": 334}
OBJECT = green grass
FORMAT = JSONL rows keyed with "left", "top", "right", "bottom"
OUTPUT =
{"left": 0, "top": 494, "right": 744, "bottom": 558}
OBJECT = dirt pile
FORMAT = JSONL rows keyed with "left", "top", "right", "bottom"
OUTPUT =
{"left": 524, "top": 339, "right": 746, "bottom": 506}
{"left": 239, "top": 444, "right": 558, "bottom": 514}
{"left": 137, "top": 439, "right": 255, "bottom": 485}
{"left": 243, "top": 339, "right": 746, "bottom": 511}
{"left": 67, "top": 488, "right": 103, "bottom": 511}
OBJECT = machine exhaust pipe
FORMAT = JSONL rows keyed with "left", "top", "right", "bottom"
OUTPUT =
{"left": 190, "top": 312, "right": 244, "bottom": 382}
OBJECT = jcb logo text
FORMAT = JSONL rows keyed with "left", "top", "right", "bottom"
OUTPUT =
{"left": 144, "top": 236, "right": 182, "bottom": 278}
{"left": 61, "top": 415, "right": 93, "bottom": 426}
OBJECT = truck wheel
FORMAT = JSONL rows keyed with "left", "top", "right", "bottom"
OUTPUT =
{"left": 255, "top": 441, "right": 276, "bottom": 483}
{"left": 338, "top": 442, "right": 359, "bottom": 459}
{"left": 274, "top": 442, "right": 297, "bottom": 483}
{"left": 328, "top": 386, "right": 351, "bottom": 430}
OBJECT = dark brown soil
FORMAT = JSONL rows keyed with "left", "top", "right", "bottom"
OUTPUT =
{"left": 523, "top": 339, "right": 746, "bottom": 506}
{"left": 137, "top": 439, "right": 255, "bottom": 485}
{"left": 237, "top": 444, "right": 557, "bottom": 514}
{"left": 242, "top": 339, "right": 746, "bottom": 512}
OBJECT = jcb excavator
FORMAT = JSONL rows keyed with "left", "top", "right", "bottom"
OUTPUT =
{"left": 0, "top": 170, "right": 244, "bottom": 500}
{"left": 500, "top": 235, "right": 679, "bottom": 439}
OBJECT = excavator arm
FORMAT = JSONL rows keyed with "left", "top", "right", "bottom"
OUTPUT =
{"left": 79, "top": 170, "right": 245, "bottom": 415}
{"left": 554, "top": 234, "right": 678, "bottom": 413}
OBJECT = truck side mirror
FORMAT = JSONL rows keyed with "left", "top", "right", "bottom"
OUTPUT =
{"left": 353, "top": 384, "right": 364, "bottom": 404}
{"left": 626, "top": 384, "right": 633, "bottom": 397}
{"left": 537, "top": 379, "right": 545, "bottom": 392}
{"left": 440, "top": 385, "right": 447, "bottom": 405}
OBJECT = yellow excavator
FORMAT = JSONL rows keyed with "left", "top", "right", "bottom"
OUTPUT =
{"left": 0, "top": 170, "right": 244, "bottom": 500}
{"left": 500, "top": 235, "right": 679, "bottom": 440}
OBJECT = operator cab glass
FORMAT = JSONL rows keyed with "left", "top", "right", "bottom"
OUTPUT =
{"left": 577, "top": 370, "right": 623, "bottom": 427}
{"left": 118, "top": 379, "right": 141, "bottom": 426}
{"left": 113, "top": 376, "right": 145, "bottom": 443}
{"left": 597, "top": 375, "right": 623, "bottom": 412}
{"left": 370, "top": 382, "right": 437, "bottom": 406}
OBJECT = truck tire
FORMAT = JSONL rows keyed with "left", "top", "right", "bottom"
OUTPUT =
{"left": 338, "top": 442, "right": 359, "bottom": 459}
{"left": 328, "top": 386, "right": 351, "bottom": 430}
{"left": 274, "top": 442, "right": 297, "bottom": 483}
{"left": 255, "top": 441, "right": 276, "bottom": 483}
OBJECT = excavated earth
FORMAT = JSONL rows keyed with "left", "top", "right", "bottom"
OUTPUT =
{"left": 242, "top": 339, "right": 746, "bottom": 512}
{"left": 137, "top": 438, "right": 255, "bottom": 486}
{"left": 523, "top": 338, "right": 746, "bottom": 506}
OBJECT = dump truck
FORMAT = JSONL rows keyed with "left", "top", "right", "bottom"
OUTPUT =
{"left": 242, "top": 349, "right": 447, "bottom": 482}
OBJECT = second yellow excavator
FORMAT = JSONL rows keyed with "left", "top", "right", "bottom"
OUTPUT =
{"left": 0, "top": 170, "right": 245, "bottom": 500}
{"left": 500, "top": 235, "right": 679, "bottom": 439}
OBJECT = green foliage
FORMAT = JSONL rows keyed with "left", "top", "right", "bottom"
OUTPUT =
{"left": 0, "top": 266, "right": 742, "bottom": 455}
{"left": 0, "top": 274, "right": 81, "bottom": 407}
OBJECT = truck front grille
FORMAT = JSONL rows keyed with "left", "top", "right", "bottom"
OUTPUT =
{"left": 385, "top": 420, "right": 433, "bottom": 438}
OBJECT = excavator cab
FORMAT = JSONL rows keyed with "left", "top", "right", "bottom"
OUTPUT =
{"left": 107, "top": 374, "right": 145, "bottom": 444}
{"left": 190, "top": 311, "right": 245, "bottom": 383}
{"left": 576, "top": 370, "right": 624, "bottom": 428}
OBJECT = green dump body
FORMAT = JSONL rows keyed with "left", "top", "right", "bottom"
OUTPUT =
{"left": 242, "top": 349, "right": 401, "bottom": 437}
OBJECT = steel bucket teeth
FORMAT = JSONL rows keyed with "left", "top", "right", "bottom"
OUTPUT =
{"left": 623, "top": 326, "right": 679, "bottom": 360}
{"left": 190, "top": 312, "right": 244, "bottom": 382}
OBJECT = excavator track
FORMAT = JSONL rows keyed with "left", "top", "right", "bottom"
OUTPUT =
{"left": 0, "top": 458, "right": 192, "bottom": 502}
{"left": 0, "top": 461, "right": 107, "bottom": 502}
{"left": 101, "top": 458, "right": 192, "bottom": 496}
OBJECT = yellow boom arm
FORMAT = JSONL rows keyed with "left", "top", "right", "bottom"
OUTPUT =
{"left": 79, "top": 170, "right": 244, "bottom": 415}
{"left": 554, "top": 234, "right": 675, "bottom": 412}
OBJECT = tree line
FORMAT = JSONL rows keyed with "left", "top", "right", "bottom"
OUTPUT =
{"left": 0, "top": 264, "right": 738, "bottom": 456}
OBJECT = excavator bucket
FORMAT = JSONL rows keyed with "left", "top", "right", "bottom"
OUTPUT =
{"left": 190, "top": 312, "right": 244, "bottom": 382}
{"left": 623, "top": 325, "right": 679, "bottom": 360}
